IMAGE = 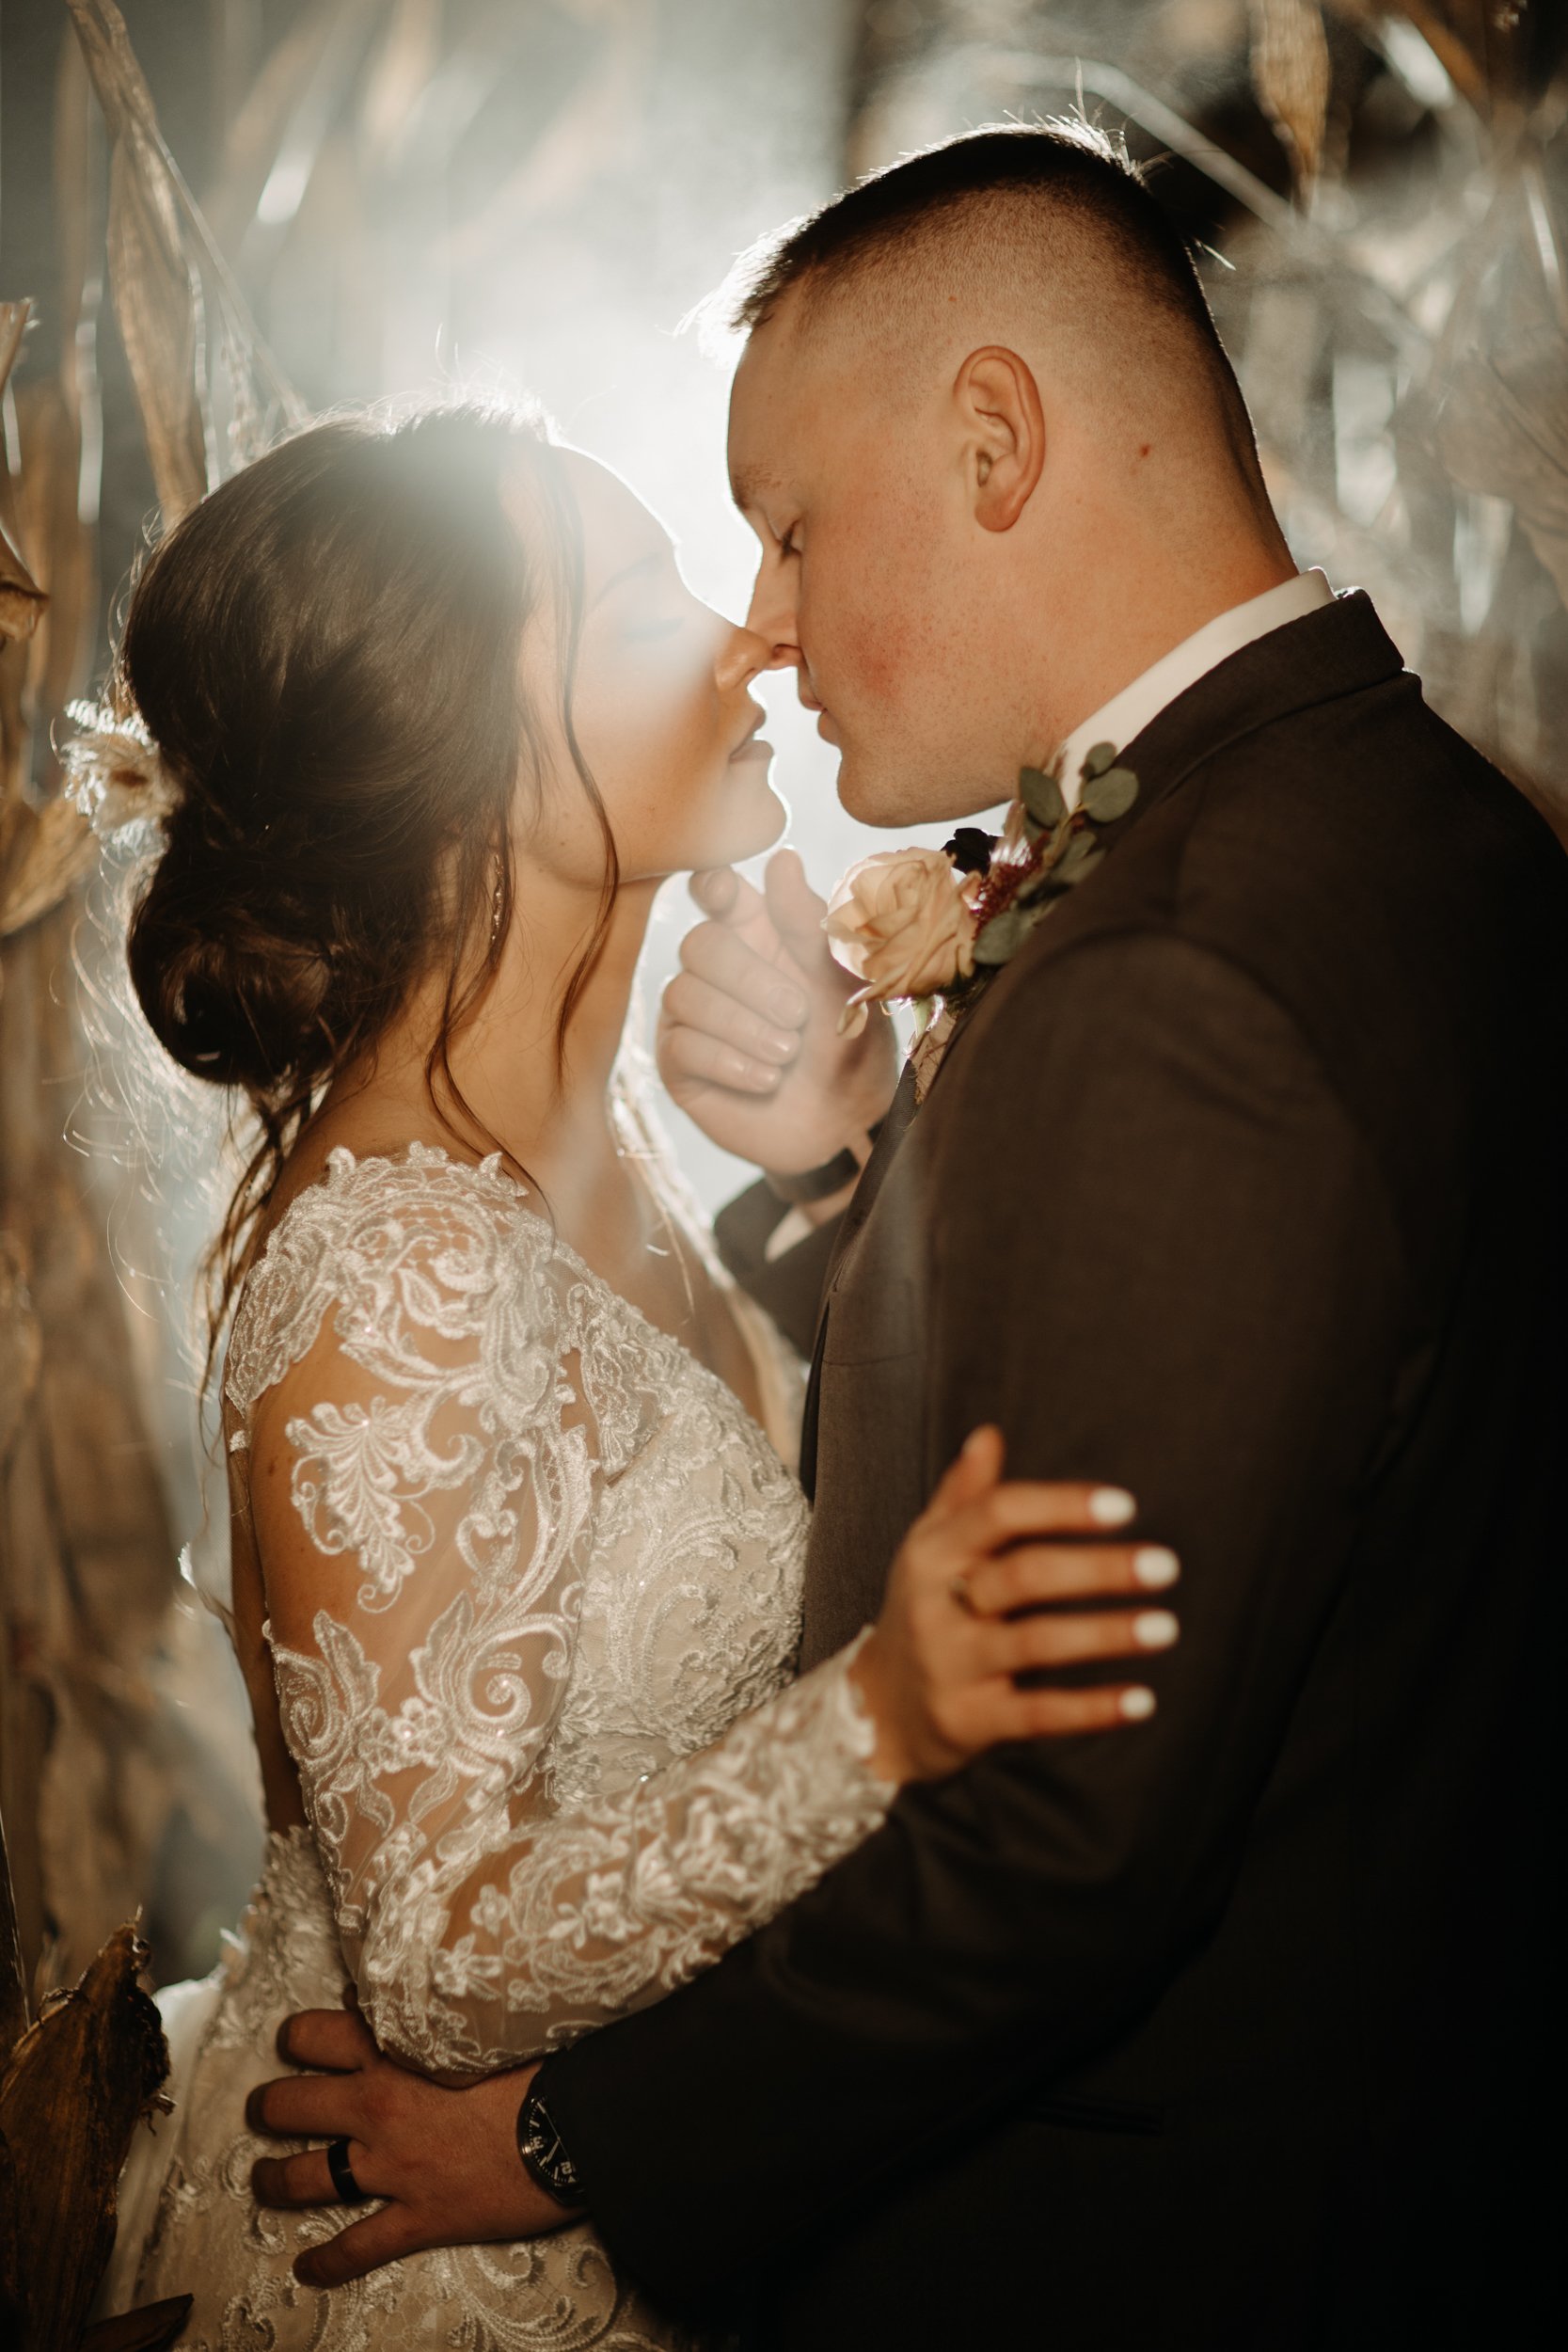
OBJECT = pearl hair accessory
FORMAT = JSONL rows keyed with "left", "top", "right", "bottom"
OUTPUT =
{"left": 61, "top": 699, "right": 181, "bottom": 838}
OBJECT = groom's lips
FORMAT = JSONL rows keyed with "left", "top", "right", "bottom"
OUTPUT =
{"left": 797, "top": 682, "right": 839, "bottom": 744}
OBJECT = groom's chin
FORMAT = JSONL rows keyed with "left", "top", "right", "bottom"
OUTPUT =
{"left": 837, "top": 749, "right": 1003, "bottom": 833}
{"left": 835, "top": 750, "right": 920, "bottom": 830}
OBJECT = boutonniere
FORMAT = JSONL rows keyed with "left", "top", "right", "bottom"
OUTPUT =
{"left": 824, "top": 742, "right": 1138, "bottom": 1098}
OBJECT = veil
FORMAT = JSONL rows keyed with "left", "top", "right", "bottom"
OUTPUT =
{"left": 66, "top": 715, "right": 244, "bottom": 1627}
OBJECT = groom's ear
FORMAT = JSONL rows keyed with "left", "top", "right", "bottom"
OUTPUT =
{"left": 954, "top": 346, "right": 1045, "bottom": 533}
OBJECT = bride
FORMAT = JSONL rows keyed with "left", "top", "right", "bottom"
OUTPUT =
{"left": 84, "top": 405, "right": 1169, "bottom": 2349}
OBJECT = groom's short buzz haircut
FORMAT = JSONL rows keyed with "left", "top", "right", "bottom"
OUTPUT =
{"left": 728, "top": 121, "right": 1255, "bottom": 456}
{"left": 733, "top": 121, "right": 1212, "bottom": 342}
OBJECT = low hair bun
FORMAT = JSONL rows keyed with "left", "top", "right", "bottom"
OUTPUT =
{"left": 128, "top": 824, "right": 336, "bottom": 1100}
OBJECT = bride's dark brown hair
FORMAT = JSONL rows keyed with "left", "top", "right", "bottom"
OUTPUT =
{"left": 115, "top": 403, "right": 613, "bottom": 1343}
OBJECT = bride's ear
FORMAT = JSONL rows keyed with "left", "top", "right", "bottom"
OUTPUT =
{"left": 955, "top": 346, "right": 1044, "bottom": 532}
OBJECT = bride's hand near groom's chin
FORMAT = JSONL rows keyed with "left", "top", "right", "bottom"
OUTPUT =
{"left": 657, "top": 849, "right": 898, "bottom": 1177}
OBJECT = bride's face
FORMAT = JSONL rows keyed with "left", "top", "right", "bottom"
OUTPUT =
{"left": 512, "top": 451, "right": 784, "bottom": 889}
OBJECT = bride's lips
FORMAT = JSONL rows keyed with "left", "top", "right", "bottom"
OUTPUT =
{"left": 728, "top": 707, "right": 772, "bottom": 764}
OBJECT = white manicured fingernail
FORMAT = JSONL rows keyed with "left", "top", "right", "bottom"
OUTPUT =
{"left": 1132, "top": 1610, "right": 1179, "bottom": 1649}
{"left": 1133, "top": 1546, "right": 1179, "bottom": 1589}
{"left": 1089, "top": 1487, "right": 1135, "bottom": 1527}
{"left": 1119, "top": 1686, "right": 1157, "bottom": 1720}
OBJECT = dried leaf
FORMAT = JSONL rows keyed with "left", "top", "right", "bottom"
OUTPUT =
{"left": 1437, "top": 332, "right": 1568, "bottom": 609}
{"left": 1248, "top": 0, "right": 1332, "bottom": 194}
{"left": 82, "top": 2295, "right": 196, "bottom": 2352}
{"left": 0, "top": 1233, "right": 43, "bottom": 1484}
{"left": 0, "top": 1923, "right": 169, "bottom": 2351}
{"left": 0, "top": 2128, "right": 21, "bottom": 2343}
{"left": 104, "top": 136, "right": 207, "bottom": 523}
{"left": 67, "top": 2, "right": 207, "bottom": 520}
{"left": 0, "top": 1804, "right": 28, "bottom": 2061}
{"left": 13, "top": 378, "right": 93, "bottom": 798}
{"left": 0, "top": 521, "right": 45, "bottom": 648}
{"left": 0, "top": 303, "right": 29, "bottom": 403}
{"left": 0, "top": 305, "right": 46, "bottom": 653}
{"left": 449, "top": 0, "right": 656, "bottom": 265}
{"left": 0, "top": 799, "right": 97, "bottom": 939}
{"left": 68, "top": 0, "right": 302, "bottom": 502}
{"left": 206, "top": 0, "right": 364, "bottom": 254}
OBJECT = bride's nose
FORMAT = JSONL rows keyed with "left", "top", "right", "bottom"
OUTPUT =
{"left": 713, "top": 620, "right": 773, "bottom": 694}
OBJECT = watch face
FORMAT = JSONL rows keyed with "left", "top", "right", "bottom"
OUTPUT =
{"left": 522, "top": 2096, "right": 580, "bottom": 2198}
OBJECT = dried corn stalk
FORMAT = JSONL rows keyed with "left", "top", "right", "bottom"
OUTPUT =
{"left": 1438, "top": 331, "right": 1568, "bottom": 607}
{"left": 65, "top": 0, "right": 303, "bottom": 512}
{"left": 0, "top": 1917, "right": 179, "bottom": 2352}
{"left": 65, "top": 1, "right": 206, "bottom": 520}
{"left": 1248, "top": 0, "right": 1333, "bottom": 195}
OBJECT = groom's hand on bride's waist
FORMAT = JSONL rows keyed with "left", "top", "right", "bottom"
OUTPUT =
{"left": 657, "top": 849, "right": 897, "bottom": 1177}
{"left": 249, "top": 2005, "right": 578, "bottom": 2287}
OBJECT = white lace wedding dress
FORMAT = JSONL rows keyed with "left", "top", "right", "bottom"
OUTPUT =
{"left": 103, "top": 1143, "right": 893, "bottom": 2349}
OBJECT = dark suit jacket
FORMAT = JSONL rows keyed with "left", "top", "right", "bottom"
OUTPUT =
{"left": 540, "top": 595, "right": 1568, "bottom": 2348}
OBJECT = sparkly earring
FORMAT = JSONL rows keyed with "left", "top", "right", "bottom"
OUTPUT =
{"left": 490, "top": 866, "right": 505, "bottom": 946}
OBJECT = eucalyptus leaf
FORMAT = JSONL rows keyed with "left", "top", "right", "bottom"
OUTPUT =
{"left": 1056, "top": 835, "right": 1105, "bottom": 882}
{"left": 974, "top": 907, "right": 1035, "bottom": 966}
{"left": 1018, "top": 765, "right": 1067, "bottom": 830}
{"left": 1081, "top": 741, "right": 1118, "bottom": 780}
{"left": 1079, "top": 764, "right": 1139, "bottom": 822}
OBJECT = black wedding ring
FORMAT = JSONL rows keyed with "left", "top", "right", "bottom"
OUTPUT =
{"left": 325, "top": 2136, "right": 369, "bottom": 2204}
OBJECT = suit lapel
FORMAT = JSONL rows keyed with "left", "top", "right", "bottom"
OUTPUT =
{"left": 797, "top": 592, "right": 1405, "bottom": 1503}
{"left": 1089, "top": 589, "right": 1404, "bottom": 853}
{"left": 799, "top": 1061, "right": 919, "bottom": 1500}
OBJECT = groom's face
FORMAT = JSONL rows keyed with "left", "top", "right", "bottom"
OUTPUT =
{"left": 728, "top": 303, "right": 1022, "bottom": 829}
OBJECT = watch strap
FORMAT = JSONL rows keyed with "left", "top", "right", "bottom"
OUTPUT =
{"left": 764, "top": 1116, "right": 885, "bottom": 1206}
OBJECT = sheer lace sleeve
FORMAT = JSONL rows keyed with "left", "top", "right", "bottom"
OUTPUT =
{"left": 230, "top": 1148, "right": 891, "bottom": 2077}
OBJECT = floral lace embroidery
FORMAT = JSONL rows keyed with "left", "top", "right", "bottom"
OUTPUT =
{"left": 108, "top": 1144, "right": 887, "bottom": 2347}
{"left": 227, "top": 1147, "right": 890, "bottom": 2078}
{"left": 114, "top": 1831, "right": 710, "bottom": 2350}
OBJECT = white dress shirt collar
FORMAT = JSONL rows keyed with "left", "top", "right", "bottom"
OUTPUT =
{"left": 1056, "top": 569, "right": 1335, "bottom": 812}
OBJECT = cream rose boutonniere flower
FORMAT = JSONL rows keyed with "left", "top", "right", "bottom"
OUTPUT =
{"left": 824, "top": 846, "right": 983, "bottom": 1036}
{"left": 820, "top": 743, "right": 1141, "bottom": 1100}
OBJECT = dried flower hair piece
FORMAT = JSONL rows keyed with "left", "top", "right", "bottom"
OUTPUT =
{"left": 61, "top": 699, "right": 181, "bottom": 839}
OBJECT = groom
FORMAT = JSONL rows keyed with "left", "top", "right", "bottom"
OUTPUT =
{"left": 251, "top": 128, "right": 1567, "bottom": 2344}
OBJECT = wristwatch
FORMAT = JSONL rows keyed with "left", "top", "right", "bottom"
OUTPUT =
{"left": 764, "top": 1116, "right": 886, "bottom": 1206}
{"left": 515, "top": 2076, "right": 587, "bottom": 2209}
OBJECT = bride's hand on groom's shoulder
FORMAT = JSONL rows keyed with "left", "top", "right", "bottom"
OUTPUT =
{"left": 852, "top": 1427, "right": 1180, "bottom": 1786}
{"left": 657, "top": 849, "right": 898, "bottom": 1173}
{"left": 249, "top": 2010, "right": 571, "bottom": 2286}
